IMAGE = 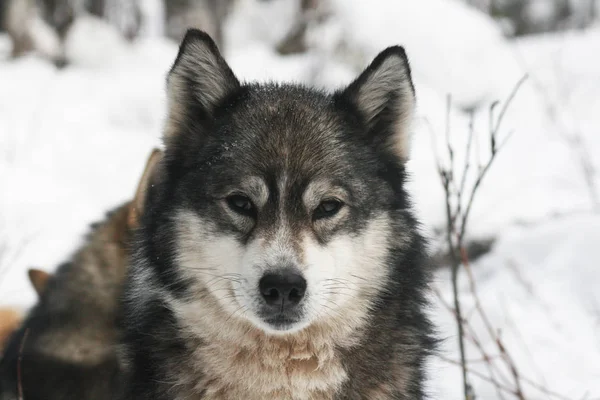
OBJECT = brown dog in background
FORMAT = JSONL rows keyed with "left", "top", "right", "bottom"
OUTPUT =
{"left": 0, "top": 148, "right": 162, "bottom": 400}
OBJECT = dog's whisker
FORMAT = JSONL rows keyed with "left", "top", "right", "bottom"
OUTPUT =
{"left": 349, "top": 274, "right": 368, "bottom": 282}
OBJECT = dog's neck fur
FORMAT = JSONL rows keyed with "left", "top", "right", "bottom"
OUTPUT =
{"left": 166, "top": 290, "right": 369, "bottom": 400}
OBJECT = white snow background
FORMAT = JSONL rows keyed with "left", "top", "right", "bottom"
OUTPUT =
{"left": 1, "top": 0, "right": 599, "bottom": 398}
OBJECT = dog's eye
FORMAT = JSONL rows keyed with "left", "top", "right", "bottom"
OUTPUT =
{"left": 226, "top": 195, "right": 255, "bottom": 217}
{"left": 313, "top": 199, "right": 344, "bottom": 220}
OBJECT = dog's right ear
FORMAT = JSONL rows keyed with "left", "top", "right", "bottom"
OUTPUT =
{"left": 28, "top": 268, "right": 51, "bottom": 297}
{"left": 338, "top": 46, "right": 415, "bottom": 163}
{"left": 128, "top": 148, "right": 163, "bottom": 229}
{"left": 165, "top": 29, "right": 240, "bottom": 141}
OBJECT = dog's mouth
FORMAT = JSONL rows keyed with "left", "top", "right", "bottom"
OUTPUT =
{"left": 262, "top": 314, "right": 302, "bottom": 331}
{"left": 257, "top": 306, "right": 306, "bottom": 332}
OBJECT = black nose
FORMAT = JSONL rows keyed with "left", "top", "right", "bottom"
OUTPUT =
{"left": 259, "top": 272, "right": 307, "bottom": 308}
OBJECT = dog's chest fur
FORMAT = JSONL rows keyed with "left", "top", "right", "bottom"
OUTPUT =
{"left": 170, "top": 301, "right": 361, "bottom": 400}
{"left": 197, "top": 337, "right": 345, "bottom": 399}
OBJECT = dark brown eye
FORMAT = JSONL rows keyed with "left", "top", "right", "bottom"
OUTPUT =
{"left": 226, "top": 195, "right": 255, "bottom": 217}
{"left": 314, "top": 199, "right": 344, "bottom": 220}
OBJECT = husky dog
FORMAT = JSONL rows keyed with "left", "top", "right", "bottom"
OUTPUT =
{"left": 0, "top": 149, "right": 162, "bottom": 400}
{"left": 119, "top": 30, "right": 434, "bottom": 400}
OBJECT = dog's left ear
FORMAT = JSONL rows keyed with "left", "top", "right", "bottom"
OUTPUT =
{"left": 339, "top": 46, "right": 415, "bottom": 162}
{"left": 165, "top": 29, "right": 240, "bottom": 141}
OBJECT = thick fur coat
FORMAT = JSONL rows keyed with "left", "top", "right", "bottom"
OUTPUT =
{"left": 119, "top": 30, "right": 434, "bottom": 400}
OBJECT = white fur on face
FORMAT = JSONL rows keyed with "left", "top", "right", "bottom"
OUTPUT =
{"left": 175, "top": 210, "right": 247, "bottom": 317}
{"left": 174, "top": 209, "right": 392, "bottom": 335}
{"left": 175, "top": 210, "right": 294, "bottom": 332}
{"left": 301, "top": 214, "right": 392, "bottom": 325}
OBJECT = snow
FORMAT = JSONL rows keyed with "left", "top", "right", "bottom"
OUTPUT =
{"left": 0, "top": 0, "right": 599, "bottom": 398}
{"left": 312, "top": 0, "right": 523, "bottom": 108}
{"left": 431, "top": 214, "right": 600, "bottom": 398}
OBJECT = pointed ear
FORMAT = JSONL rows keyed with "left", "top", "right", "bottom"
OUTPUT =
{"left": 165, "top": 29, "right": 240, "bottom": 140}
{"left": 339, "top": 46, "right": 416, "bottom": 162}
{"left": 127, "top": 148, "right": 163, "bottom": 229}
{"left": 28, "top": 269, "right": 51, "bottom": 297}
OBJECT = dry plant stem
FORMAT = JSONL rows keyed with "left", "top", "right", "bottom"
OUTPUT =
{"left": 460, "top": 248, "right": 525, "bottom": 400}
{"left": 440, "top": 356, "right": 576, "bottom": 400}
{"left": 440, "top": 94, "right": 470, "bottom": 400}
{"left": 439, "top": 94, "right": 470, "bottom": 399}
{"left": 441, "top": 355, "right": 521, "bottom": 398}
{"left": 443, "top": 170, "right": 470, "bottom": 399}
{"left": 438, "top": 76, "right": 527, "bottom": 400}
{"left": 441, "top": 354, "right": 575, "bottom": 400}
{"left": 18, "top": 328, "right": 30, "bottom": 400}
{"left": 439, "top": 250, "right": 577, "bottom": 400}
{"left": 450, "top": 242, "right": 469, "bottom": 398}
{"left": 458, "top": 75, "right": 527, "bottom": 243}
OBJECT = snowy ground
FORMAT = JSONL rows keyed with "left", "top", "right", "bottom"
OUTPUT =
{"left": 0, "top": 0, "right": 599, "bottom": 398}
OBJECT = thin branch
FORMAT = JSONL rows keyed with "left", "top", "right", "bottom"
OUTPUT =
{"left": 456, "top": 112, "right": 476, "bottom": 228}
{"left": 459, "top": 76, "right": 527, "bottom": 243}
{"left": 434, "top": 75, "right": 533, "bottom": 400}
{"left": 492, "top": 75, "right": 529, "bottom": 142}
{"left": 440, "top": 95, "right": 471, "bottom": 399}
{"left": 439, "top": 356, "right": 575, "bottom": 400}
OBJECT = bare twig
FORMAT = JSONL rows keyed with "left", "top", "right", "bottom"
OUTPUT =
{"left": 459, "top": 75, "right": 528, "bottom": 244}
{"left": 439, "top": 94, "right": 470, "bottom": 398}
{"left": 439, "top": 356, "right": 575, "bottom": 400}
{"left": 434, "top": 73, "right": 594, "bottom": 400}
{"left": 435, "top": 76, "right": 528, "bottom": 400}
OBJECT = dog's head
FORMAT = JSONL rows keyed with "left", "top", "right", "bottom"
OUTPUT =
{"left": 152, "top": 30, "right": 417, "bottom": 334}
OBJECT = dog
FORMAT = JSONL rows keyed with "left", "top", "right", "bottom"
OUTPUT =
{"left": 0, "top": 149, "right": 162, "bottom": 400}
{"left": 118, "top": 29, "right": 435, "bottom": 400}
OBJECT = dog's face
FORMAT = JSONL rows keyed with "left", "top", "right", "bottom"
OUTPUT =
{"left": 156, "top": 30, "right": 416, "bottom": 334}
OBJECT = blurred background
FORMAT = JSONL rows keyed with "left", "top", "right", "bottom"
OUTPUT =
{"left": 0, "top": 0, "right": 599, "bottom": 398}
